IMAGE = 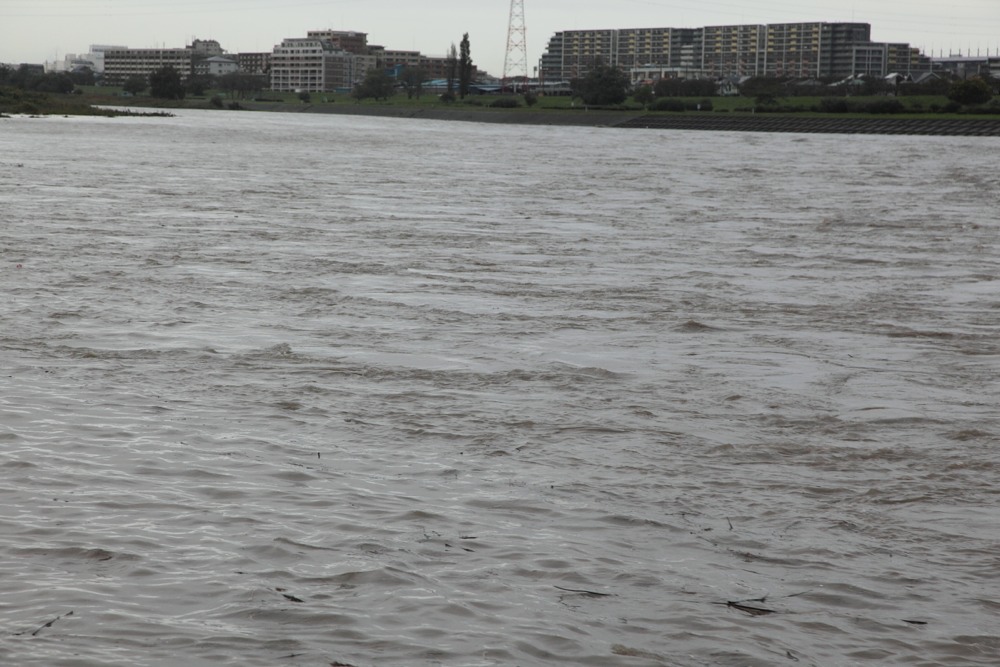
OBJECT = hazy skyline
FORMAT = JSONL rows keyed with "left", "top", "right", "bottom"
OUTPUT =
{"left": 2, "top": 0, "right": 998, "bottom": 76}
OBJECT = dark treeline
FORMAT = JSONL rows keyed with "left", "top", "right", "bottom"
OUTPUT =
{"left": 0, "top": 63, "right": 94, "bottom": 93}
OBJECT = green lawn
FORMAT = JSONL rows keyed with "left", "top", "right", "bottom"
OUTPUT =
{"left": 15, "top": 85, "right": 997, "bottom": 121}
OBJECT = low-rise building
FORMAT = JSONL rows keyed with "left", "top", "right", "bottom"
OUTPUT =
{"left": 45, "top": 45, "right": 128, "bottom": 74}
{"left": 195, "top": 56, "right": 239, "bottom": 77}
{"left": 377, "top": 49, "right": 464, "bottom": 80}
{"left": 932, "top": 55, "right": 997, "bottom": 79}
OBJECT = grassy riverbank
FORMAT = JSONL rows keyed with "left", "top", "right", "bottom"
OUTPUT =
{"left": 0, "top": 86, "right": 173, "bottom": 117}
{"left": 7, "top": 85, "right": 1000, "bottom": 133}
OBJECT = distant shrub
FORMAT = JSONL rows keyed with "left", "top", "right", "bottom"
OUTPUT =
{"left": 209, "top": 95, "right": 224, "bottom": 108}
{"left": 696, "top": 98, "right": 713, "bottom": 111}
{"left": 227, "top": 101, "right": 243, "bottom": 110}
{"left": 298, "top": 92, "right": 310, "bottom": 103}
{"left": 523, "top": 90, "right": 538, "bottom": 107}
{"left": 753, "top": 104, "right": 808, "bottom": 113}
{"left": 439, "top": 91, "right": 456, "bottom": 103}
{"left": 863, "top": 99, "right": 905, "bottom": 114}
{"left": 819, "top": 97, "right": 850, "bottom": 113}
{"left": 947, "top": 78, "right": 993, "bottom": 106}
{"left": 651, "top": 98, "right": 686, "bottom": 112}
{"left": 632, "top": 84, "right": 655, "bottom": 107}
{"left": 942, "top": 101, "right": 962, "bottom": 113}
{"left": 963, "top": 101, "right": 1000, "bottom": 115}
{"left": 489, "top": 97, "right": 521, "bottom": 108}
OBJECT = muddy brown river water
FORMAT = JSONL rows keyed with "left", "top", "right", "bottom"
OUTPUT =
{"left": 1, "top": 110, "right": 998, "bottom": 666}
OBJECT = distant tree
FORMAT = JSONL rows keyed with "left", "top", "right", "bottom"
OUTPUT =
{"left": 352, "top": 68, "right": 395, "bottom": 102}
{"left": 738, "top": 76, "right": 786, "bottom": 99}
{"left": 149, "top": 66, "right": 185, "bottom": 100}
{"left": 523, "top": 90, "right": 538, "bottom": 106}
{"left": 754, "top": 93, "right": 778, "bottom": 108}
{"left": 903, "top": 75, "right": 951, "bottom": 96}
{"left": 947, "top": 77, "right": 993, "bottom": 106}
{"left": 571, "top": 61, "right": 630, "bottom": 105}
{"left": 185, "top": 74, "right": 214, "bottom": 97}
{"left": 633, "top": 84, "right": 655, "bottom": 107}
{"left": 67, "top": 67, "right": 96, "bottom": 87}
{"left": 459, "top": 33, "right": 473, "bottom": 99}
{"left": 446, "top": 43, "right": 458, "bottom": 97}
{"left": 859, "top": 75, "right": 889, "bottom": 97}
{"left": 0, "top": 64, "right": 64, "bottom": 92}
{"left": 33, "top": 72, "right": 75, "bottom": 94}
{"left": 654, "top": 77, "right": 717, "bottom": 98}
{"left": 217, "top": 72, "right": 267, "bottom": 99}
{"left": 8, "top": 64, "right": 39, "bottom": 89}
{"left": 123, "top": 75, "right": 147, "bottom": 96}
{"left": 399, "top": 66, "right": 428, "bottom": 99}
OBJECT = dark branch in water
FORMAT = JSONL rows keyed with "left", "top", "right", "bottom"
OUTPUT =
{"left": 726, "top": 601, "right": 777, "bottom": 616}
{"left": 554, "top": 585, "right": 612, "bottom": 597}
{"left": 19, "top": 610, "right": 75, "bottom": 636}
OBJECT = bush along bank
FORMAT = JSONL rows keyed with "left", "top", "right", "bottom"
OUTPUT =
{"left": 616, "top": 114, "right": 1000, "bottom": 136}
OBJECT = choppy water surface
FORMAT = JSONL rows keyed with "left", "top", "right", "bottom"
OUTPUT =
{"left": 1, "top": 110, "right": 998, "bottom": 666}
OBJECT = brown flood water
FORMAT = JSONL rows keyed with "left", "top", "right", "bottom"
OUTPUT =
{"left": 1, "top": 110, "right": 998, "bottom": 666}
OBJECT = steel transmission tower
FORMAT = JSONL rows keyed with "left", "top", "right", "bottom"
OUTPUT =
{"left": 502, "top": 0, "right": 528, "bottom": 90}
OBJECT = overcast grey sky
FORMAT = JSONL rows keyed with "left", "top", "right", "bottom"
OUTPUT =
{"left": 2, "top": 0, "right": 998, "bottom": 76}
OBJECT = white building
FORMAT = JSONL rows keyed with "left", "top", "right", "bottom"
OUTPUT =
{"left": 196, "top": 56, "right": 239, "bottom": 77}
{"left": 45, "top": 45, "right": 127, "bottom": 74}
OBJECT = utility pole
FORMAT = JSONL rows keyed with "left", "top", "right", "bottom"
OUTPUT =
{"left": 502, "top": 0, "right": 528, "bottom": 92}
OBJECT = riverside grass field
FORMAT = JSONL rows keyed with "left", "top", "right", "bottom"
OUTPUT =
{"left": 5, "top": 83, "right": 999, "bottom": 123}
{"left": 2, "top": 109, "right": 999, "bottom": 666}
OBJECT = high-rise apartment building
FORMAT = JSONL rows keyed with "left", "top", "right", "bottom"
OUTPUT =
{"left": 816, "top": 23, "right": 872, "bottom": 79}
{"left": 702, "top": 24, "right": 764, "bottom": 78}
{"left": 540, "top": 21, "right": 925, "bottom": 82}
{"left": 540, "top": 27, "right": 703, "bottom": 81}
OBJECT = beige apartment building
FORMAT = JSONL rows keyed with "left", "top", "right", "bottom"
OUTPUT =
{"left": 540, "top": 21, "right": 928, "bottom": 82}
{"left": 270, "top": 37, "right": 377, "bottom": 92}
{"left": 270, "top": 30, "right": 472, "bottom": 92}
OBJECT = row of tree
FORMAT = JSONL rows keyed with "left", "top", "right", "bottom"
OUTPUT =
{"left": 442, "top": 33, "right": 474, "bottom": 100}
{"left": 353, "top": 32, "right": 475, "bottom": 103}
{"left": 0, "top": 63, "right": 95, "bottom": 93}
{"left": 120, "top": 67, "right": 268, "bottom": 100}
{"left": 569, "top": 61, "right": 996, "bottom": 108}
